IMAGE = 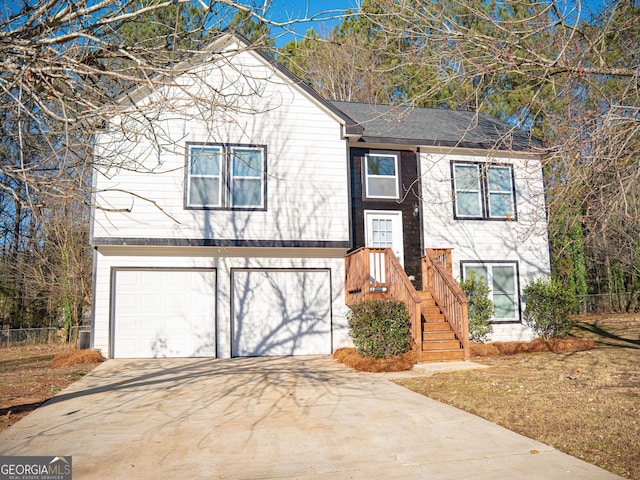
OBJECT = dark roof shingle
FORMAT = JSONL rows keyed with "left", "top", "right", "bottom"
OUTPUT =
{"left": 331, "top": 101, "right": 542, "bottom": 152}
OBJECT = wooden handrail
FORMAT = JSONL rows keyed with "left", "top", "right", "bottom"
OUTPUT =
{"left": 423, "top": 249, "right": 470, "bottom": 360}
{"left": 428, "top": 248, "right": 453, "bottom": 276}
{"left": 345, "top": 248, "right": 422, "bottom": 352}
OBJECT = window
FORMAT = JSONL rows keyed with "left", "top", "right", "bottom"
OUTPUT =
{"left": 462, "top": 262, "right": 520, "bottom": 322}
{"left": 452, "top": 162, "right": 516, "bottom": 220}
{"left": 187, "top": 144, "right": 266, "bottom": 209}
{"left": 188, "top": 146, "right": 223, "bottom": 207}
{"left": 453, "top": 164, "right": 482, "bottom": 217}
{"left": 230, "top": 147, "right": 264, "bottom": 207}
{"left": 365, "top": 153, "right": 399, "bottom": 199}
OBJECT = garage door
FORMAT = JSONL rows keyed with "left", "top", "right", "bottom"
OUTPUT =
{"left": 112, "top": 269, "right": 216, "bottom": 358}
{"left": 232, "top": 270, "right": 332, "bottom": 356}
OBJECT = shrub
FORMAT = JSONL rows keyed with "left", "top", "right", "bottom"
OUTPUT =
{"left": 523, "top": 276, "right": 577, "bottom": 339}
{"left": 347, "top": 300, "right": 412, "bottom": 358}
{"left": 459, "top": 271, "right": 494, "bottom": 343}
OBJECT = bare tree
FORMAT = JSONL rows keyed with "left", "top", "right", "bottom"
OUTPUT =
{"left": 283, "top": 0, "right": 640, "bottom": 299}
{"left": 0, "top": 0, "right": 340, "bottom": 328}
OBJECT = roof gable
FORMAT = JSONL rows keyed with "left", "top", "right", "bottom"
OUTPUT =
{"left": 118, "top": 32, "right": 361, "bottom": 135}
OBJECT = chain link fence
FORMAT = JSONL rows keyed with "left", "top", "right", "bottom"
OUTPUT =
{"left": 0, "top": 326, "right": 91, "bottom": 348}
{"left": 574, "top": 292, "right": 640, "bottom": 315}
{"left": 2, "top": 293, "right": 637, "bottom": 347}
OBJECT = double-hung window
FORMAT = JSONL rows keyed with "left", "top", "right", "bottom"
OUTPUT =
{"left": 452, "top": 162, "right": 516, "bottom": 220}
{"left": 230, "top": 147, "right": 264, "bottom": 207}
{"left": 187, "top": 144, "right": 266, "bottom": 209}
{"left": 364, "top": 153, "right": 399, "bottom": 199}
{"left": 188, "top": 146, "right": 224, "bottom": 208}
{"left": 462, "top": 262, "right": 520, "bottom": 322}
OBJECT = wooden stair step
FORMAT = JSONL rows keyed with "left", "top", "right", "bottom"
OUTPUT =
{"left": 422, "top": 313, "right": 445, "bottom": 323}
{"left": 420, "top": 350, "right": 466, "bottom": 362}
{"left": 416, "top": 289, "right": 468, "bottom": 362}
{"left": 417, "top": 291, "right": 437, "bottom": 306}
{"left": 422, "top": 320, "right": 451, "bottom": 330}
{"left": 422, "top": 340, "right": 462, "bottom": 351}
{"left": 422, "top": 331, "right": 456, "bottom": 341}
{"left": 421, "top": 306, "right": 442, "bottom": 315}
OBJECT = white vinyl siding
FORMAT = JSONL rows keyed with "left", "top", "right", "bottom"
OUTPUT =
{"left": 365, "top": 153, "right": 399, "bottom": 199}
{"left": 422, "top": 151, "right": 550, "bottom": 341}
{"left": 92, "top": 40, "right": 350, "bottom": 243}
{"left": 463, "top": 262, "right": 519, "bottom": 322}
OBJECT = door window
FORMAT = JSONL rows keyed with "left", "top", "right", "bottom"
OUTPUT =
{"left": 364, "top": 210, "right": 404, "bottom": 267}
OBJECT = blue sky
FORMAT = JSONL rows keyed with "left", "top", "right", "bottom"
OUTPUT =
{"left": 1, "top": 0, "right": 606, "bottom": 48}
{"left": 261, "top": 0, "right": 607, "bottom": 47}
{"left": 266, "top": 0, "right": 360, "bottom": 46}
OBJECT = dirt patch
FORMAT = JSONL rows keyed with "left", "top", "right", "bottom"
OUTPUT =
{"left": 471, "top": 337, "right": 595, "bottom": 357}
{"left": 0, "top": 345, "right": 102, "bottom": 432}
{"left": 333, "top": 347, "right": 418, "bottom": 372}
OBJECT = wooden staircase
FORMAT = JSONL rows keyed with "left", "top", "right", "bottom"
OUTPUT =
{"left": 345, "top": 247, "right": 469, "bottom": 363}
{"left": 417, "top": 291, "right": 465, "bottom": 361}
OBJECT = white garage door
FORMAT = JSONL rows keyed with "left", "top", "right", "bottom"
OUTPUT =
{"left": 113, "top": 269, "right": 216, "bottom": 358}
{"left": 232, "top": 270, "right": 332, "bottom": 356}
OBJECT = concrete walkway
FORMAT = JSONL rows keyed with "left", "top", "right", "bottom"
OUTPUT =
{"left": 0, "top": 356, "right": 622, "bottom": 479}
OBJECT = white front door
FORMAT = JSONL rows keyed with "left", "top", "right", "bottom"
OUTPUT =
{"left": 364, "top": 210, "right": 404, "bottom": 267}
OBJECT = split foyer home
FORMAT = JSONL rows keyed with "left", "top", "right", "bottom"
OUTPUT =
{"left": 90, "top": 33, "right": 551, "bottom": 360}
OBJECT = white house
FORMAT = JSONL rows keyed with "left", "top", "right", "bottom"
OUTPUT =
{"left": 91, "top": 33, "right": 550, "bottom": 359}
{"left": 332, "top": 102, "right": 551, "bottom": 344}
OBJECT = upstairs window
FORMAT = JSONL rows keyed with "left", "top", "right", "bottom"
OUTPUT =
{"left": 452, "top": 162, "right": 516, "bottom": 220}
{"left": 364, "top": 153, "right": 399, "bottom": 199}
{"left": 188, "top": 146, "right": 223, "bottom": 208}
{"left": 187, "top": 144, "right": 266, "bottom": 210}
{"left": 230, "top": 147, "right": 264, "bottom": 207}
{"left": 487, "top": 166, "right": 515, "bottom": 218}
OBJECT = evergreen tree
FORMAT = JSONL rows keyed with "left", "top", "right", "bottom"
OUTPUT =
{"left": 279, "top": 0, "right": 640, "bottom": 303}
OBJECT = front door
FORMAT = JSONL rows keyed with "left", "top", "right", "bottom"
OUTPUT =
{"left": 364, "top": 210, "right": 404, "bottom": 267}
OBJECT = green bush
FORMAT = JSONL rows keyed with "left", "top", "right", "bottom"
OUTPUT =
{"left": 348, "top": 300, "right": 412, "bottom": 358}
{"left": 523, "top": 276, "right": 577, "bottom": 339}
{"left": 459, "top": 271, "right": 494, "bottom": 343}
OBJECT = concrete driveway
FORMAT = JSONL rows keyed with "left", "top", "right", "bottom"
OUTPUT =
{"left": 0, "top": 356, "right": 622, "bottom": 479}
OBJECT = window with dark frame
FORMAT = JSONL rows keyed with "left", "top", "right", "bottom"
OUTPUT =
{"left": 452, "top": 162, "right": 516, "bottom": 220}
{"left": 364, "top": 153, "right": 399, "bottom": 199}
{"left": 462, "top": 261, "right": 520, "bottom": 322}
{"left": 187, "top": 144, "right": 266, "bottom": 210}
